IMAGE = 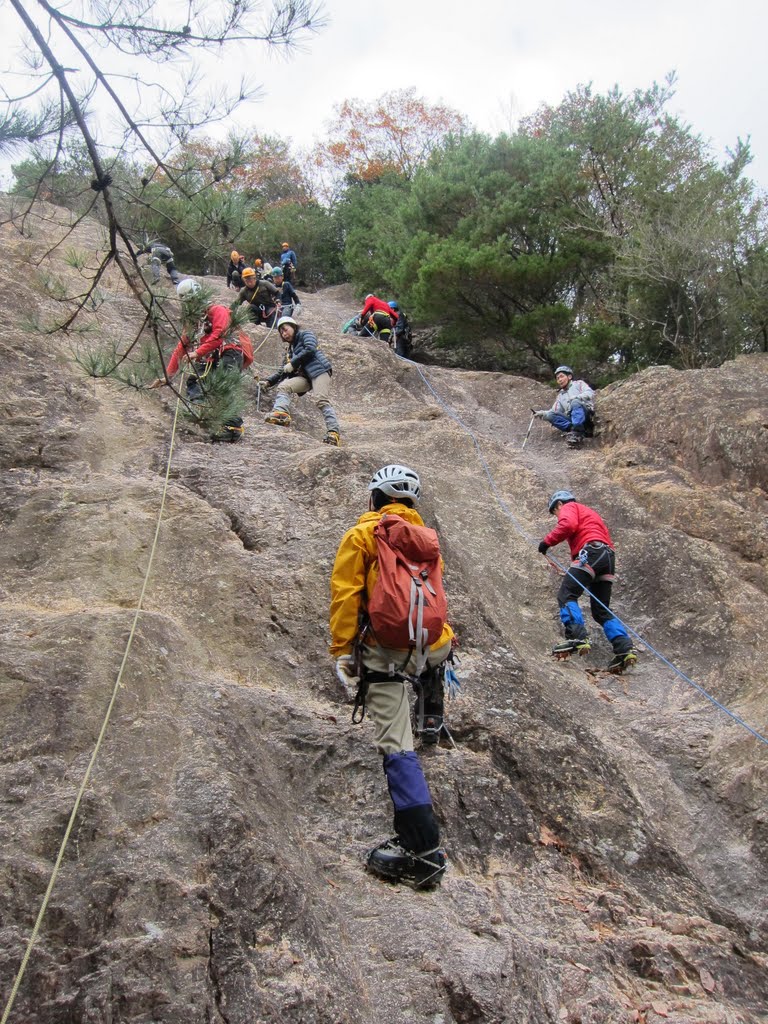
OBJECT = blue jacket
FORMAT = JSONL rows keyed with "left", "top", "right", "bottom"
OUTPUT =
{"left": 280, "top": 249, "right": 298, "bottom": 268}
{"left": 287, "top": 328, "right": 331, "bottom": 380}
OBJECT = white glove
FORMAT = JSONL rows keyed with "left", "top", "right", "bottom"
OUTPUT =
{"left": 335, "top": 655, "right": 359, "bottom": 700}
{"left": 534, "top": 410, "right": 547, "bottom": 419}
{"left": 283, "top": 361, "right": 294, "bottom": 374}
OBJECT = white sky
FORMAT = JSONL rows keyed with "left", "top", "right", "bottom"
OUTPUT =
{"left": 1, "top": 0, "right": 766, "bottom": 191}
{"left": 252, "top": 0, "right": 767, "bottom": 190}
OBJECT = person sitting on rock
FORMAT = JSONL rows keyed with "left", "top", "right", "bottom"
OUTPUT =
{"left": 262, "top": 316, "right": 341, "bottom": 446}
{"left": 329, "top": 464, "right": 453, "bottom": 888}
{"left": 226, "top": 250, "right": 246, "bottom": 290}
{"left": 534, "top": 366, "right": 595, "bottom": 448}
{"left": 233, "top": 267, "right": 280, "bottom": 325}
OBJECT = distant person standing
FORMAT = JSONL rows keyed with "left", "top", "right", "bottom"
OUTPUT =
{"left": 226, "top": 251, "right": 246, "bottom": 290}
{"left": 280, "top": 242, "right": 298, "bottom": 283}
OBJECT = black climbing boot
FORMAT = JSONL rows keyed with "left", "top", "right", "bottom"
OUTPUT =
{"left": 552, "top": 637, "right": 591, "bottom": 660}
{"left": 365, "top": 838, "right": 446, "bottom": 889}
{"left": 607, "top": 649, "right": 637, "bottom": 674}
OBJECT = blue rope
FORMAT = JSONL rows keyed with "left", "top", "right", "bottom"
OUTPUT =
{"left": 409, "top": 359, "right": 768, "bottom": 749}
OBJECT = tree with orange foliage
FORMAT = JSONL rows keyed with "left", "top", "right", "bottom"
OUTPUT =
{"left": 313, "top": 88, "right": 470, "bottom": 187}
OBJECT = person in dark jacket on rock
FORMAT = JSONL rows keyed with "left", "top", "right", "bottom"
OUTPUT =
{"left": 269, "top": 266, "right": 301, "bottom": 318}
{"left": 234, "top": 267, "right": 280, "bottom": 325}
{"left": 538, "top": 490, "right": 636, "bottom": 673}
{"left": 226, "top": 251, "right": 246, "bottom": 290}
{"left": 262, "top": 316, "right": 341, "bottom": 446}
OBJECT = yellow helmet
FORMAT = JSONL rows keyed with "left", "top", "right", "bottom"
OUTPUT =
{"left": 242, "top": 267, "right": 257, "bottom": 280}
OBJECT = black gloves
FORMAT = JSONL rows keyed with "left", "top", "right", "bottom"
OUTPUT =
{"left": 538, "top": 541, "right": 549, "bottom": 555}
{"left": 264, "top": 372, "right": 283, "bottom": 388}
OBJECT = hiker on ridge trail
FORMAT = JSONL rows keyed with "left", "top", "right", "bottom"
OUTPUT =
{"left": 330, "top": 465, "right": 455, "bottom": 889}
{"left": 538, "top": 490, "right": 636, "bottom": 674}
{"left": 534, "top": 366, "right": 594, "bottom": 448}
{"left": 226, "top": 251, "right": 246, "bottom": 290}
{"left": 262, "top": 316, "right": 341, "bottom": 446}
{"left": 135, "top": 241, "right": 181, "bottom": 286}
{"left": 356, "top": 294, "right": 398, "bottom": 346}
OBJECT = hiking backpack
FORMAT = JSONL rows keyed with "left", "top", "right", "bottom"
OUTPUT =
{"left": 367, "top": 514, "right": 448, "bottom": 673}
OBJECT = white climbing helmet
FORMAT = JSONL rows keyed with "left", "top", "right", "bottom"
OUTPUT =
{"left": 176, "top": 279, "right": 201, "bottom": 298}
{"left": 368, "top": 464, "right": 422, "bottom": 503}
{"left": 276, "top": 316, "right": 298, "bottom": 331}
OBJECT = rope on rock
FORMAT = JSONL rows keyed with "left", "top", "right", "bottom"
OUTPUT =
{"left": 408, "top": 359, "right": 768, "bottom": 749}
{"left": 1, "top": 395, "right": 184, "bottom": 1024}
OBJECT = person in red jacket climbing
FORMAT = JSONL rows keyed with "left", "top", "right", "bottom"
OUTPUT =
{"left": 538, "top": 490, "right": 636, "bottom": 673}
{"left": 148, "top": 280, "right": 248, "bottom": 440}
{"left": 150, "top": 280, "right": 246, "bottom": 394}
{"left": 356, "top": 294, "right": 398, "bottom": 346}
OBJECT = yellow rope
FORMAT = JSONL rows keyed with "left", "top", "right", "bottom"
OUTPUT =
{"left": 1, "top": 394, "right": 184, "bottom": 1024}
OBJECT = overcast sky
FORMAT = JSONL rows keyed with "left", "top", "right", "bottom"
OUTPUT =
{"left": 251, "top": 0, "right": 766, "bottom": 189}
{"left": 1, "top": 0, "right": 765, "bottom": 191}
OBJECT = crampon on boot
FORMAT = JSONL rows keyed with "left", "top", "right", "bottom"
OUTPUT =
{"left": 210, "top": 417, "right": 244, "bottom": 442}
{"left": 419, "top": 714, "right": 443, "bottom": 746}
{"left": 365, "top": 838, "right": 446, "bottom": 889}
{"left": 323, "top": 430, "right": 341, "bottom": 447}
{"left": 552, "top": 638, "right": 591, "bottom": 660}
{"left": 607, "top": 649, "right": 637, "bottom": 674}
{"left": 565, "top": 431, "right": 583, "bottom": 448}
{"left": 264, "top": 410, "right": 291, "bottom": 426}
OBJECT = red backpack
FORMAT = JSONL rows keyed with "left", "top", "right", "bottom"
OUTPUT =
{"left": 367, "top": 514, "right": 448, "bottom": 669}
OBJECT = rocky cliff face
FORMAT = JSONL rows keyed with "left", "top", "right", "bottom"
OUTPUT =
{"left": 1, "top": 203, "right": 767, "bottom": 1024}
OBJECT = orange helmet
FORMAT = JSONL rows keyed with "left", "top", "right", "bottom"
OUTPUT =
{"left": 254, "top": 258, "right": 262, "bottom": 267}
{"left": 242, "top": 267, "right": 257, "bottom": 280}
{"left": 230, "top": 250, "right": 240, "bottom": 261}
{"left": 281, "top": 242, "right": 290, "bottom": 249}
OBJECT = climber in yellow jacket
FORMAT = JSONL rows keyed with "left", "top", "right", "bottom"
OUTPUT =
{"left": 330, "top": 464, "right": 454, "bottom": 889}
